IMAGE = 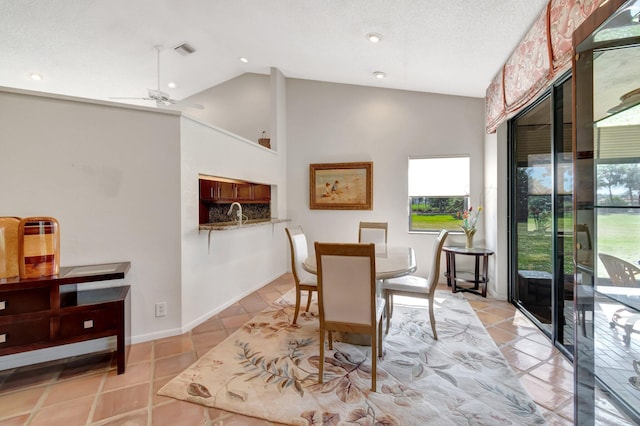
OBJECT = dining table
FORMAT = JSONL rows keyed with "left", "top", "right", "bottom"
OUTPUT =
{"left": 303, "top": 245, "right": 417, "bottom": 280}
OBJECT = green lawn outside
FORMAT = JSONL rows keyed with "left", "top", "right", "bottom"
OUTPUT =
{"left": 597, "top": 212, "right": 640, "bottom": 267}
{"left": 414, "top": 210, "right": 639, "bottom": 278}
{"left": 517, "top": 212, "right": 639, "bottom": 277}
{"left": 411, "top": 214, "right": 462, "bottom": 231}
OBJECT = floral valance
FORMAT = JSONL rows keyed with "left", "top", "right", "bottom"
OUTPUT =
{"left": 503, "top": 8, "right": 552, "bottom": 113}
{"left": 486, "top": 0, "right": 609, "bottom": 133}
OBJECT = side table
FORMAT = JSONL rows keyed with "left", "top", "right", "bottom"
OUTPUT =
{"left": 443, "top": 246, "right": 494, "bottom": 297}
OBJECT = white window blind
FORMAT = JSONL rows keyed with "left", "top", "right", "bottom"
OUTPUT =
{"left": 408, "top": 157, "right": 470, "bottom": 197}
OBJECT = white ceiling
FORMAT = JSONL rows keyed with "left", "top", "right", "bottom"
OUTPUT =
{"left": 0, "top": 0, "right": 549, "bottom": 106}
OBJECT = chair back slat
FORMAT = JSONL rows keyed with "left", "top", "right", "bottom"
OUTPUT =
{"left": 358, "top": 222, "right": 388, "bottom": 248}
{"left": 315, "top": 242, "right": 376, "bottom": 326}
{"left": 291, "top": 234, "right": 309, "bottom": 278}
{"left": 320, "top": 255, "right": 372, "bottom": 324}
{"left": 359, "top": 228, "right": 387, "bottom": 246}
{"left": 426, "top": 229, "right": 449, "bottom": 286}
{"left": 286, "top": 226, "right": 310, "bottom": 285}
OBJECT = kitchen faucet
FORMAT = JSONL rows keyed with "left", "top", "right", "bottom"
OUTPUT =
{"left": 227, "top": 202, "right": 244, "bottom": 226}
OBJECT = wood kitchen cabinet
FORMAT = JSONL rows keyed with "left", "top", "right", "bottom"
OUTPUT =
{"left": 199, "top": 179, "right": 216, "bottom": 201}
{"left": 215, "top": 181, "right": 235, "bottom": 201}
{"left": 199, "top": 179, "right": 271, "bottom": 204}
{"left": 235, "top": 183, "right": 253, "bottom": 201}
{"left": 0, "top": 262, "right": 131, "bottom": 374}
{"left": 253, "top": 184, "right": 271, "bottom": 202}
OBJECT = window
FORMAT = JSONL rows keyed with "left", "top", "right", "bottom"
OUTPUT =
{"left": 408, "top": 156, "right": 470, "bottom": 232}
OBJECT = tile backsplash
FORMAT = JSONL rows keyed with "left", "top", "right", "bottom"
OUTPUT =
{"left": 208, "top": 203, "right": 271, "bottom": 223}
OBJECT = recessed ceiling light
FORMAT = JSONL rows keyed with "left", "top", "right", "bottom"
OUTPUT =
{"left": 168, "top": 82, "right": 177, "bottom": 89}
{"left": 28, "top": 72, "right": 43, "bottom": 81}
{"left": 373, "top": 71, "right": 386, "bottom": 79}
{"left": 240, "top": 57, "right": 248, "bottom": 63}
{"left": 366, "top": 32, "right": 383, "bottom": 43}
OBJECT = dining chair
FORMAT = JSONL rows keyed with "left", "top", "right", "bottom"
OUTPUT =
{"left": 315, "top": 242, "right": 385, "bottom": 392}
{"left": 382, "top": 229, "right": 449, "bottom": 339}
{"left": 599, "top": 253, "right": 640, "bottom": 344}
{"left": 358, "top": 222, "right": 388, "bottom": 248}
{"left": 285, "top": 226, "right": 318, "bottom": 324}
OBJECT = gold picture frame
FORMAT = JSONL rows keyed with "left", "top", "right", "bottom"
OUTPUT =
{"left": 309, "top": 162, "right": 373, "bottom": 210}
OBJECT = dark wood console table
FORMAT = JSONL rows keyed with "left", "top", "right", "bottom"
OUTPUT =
{"left": 0, "top": 262, "right": 131, "bottom": 374}
{"left": 443, "top": 247, "right": 494, "bottom": 297}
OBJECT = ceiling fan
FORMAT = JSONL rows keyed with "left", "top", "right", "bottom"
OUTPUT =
{"left": 110, "top": 45, "right": 204, "bottom": 110}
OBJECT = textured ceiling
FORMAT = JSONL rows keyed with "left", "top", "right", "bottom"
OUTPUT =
{"left": 0, "top": 0, "right": 548, "bottom": 106}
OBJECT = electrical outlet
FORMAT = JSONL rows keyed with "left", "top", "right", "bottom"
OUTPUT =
{"left": 155, "top": 302, "right": 167, "bottom": 317}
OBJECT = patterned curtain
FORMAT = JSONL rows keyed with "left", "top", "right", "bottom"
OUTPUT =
{"left": 485, "top": 69, "right": 506, "bottom": 133}
{"left": 550, "top": 0, "right": 607, "bottom": 70}
{"left": 485, "top": 0, "right": 609, "bottom": 133}
{"left": 503, "top": 7, "right": 552, "bottom": 113}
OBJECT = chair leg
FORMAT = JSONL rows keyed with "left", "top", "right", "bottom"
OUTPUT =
{"left": 429, "top": 296, "right": 438, "bottom": 340}
{"left": 378, "top": 316, "right": 383, "bottom": 358}
{"left": 384, "top": 290, "right": 391, "bottom": 334}
{"left": 328, "top": 330, "right": 333, "bottom": 350}
{"left": 319, "top": 327, "right": 325, "bottom": 384}
{"left": 293, "top": 288, "right": 301, "bottom": 325}
{"left": 371, "top": 331, "right": 377, "bottom": 392}
{"left": 305, "top": 290, "right": 313, "bottom": 312}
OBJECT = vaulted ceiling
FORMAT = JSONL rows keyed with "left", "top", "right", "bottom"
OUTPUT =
{"left": 1, "top": 0, "right": 548, "bottom": 107}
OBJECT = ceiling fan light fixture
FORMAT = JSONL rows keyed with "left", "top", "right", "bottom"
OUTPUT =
{"left": 174, "top": 42, "right": 196, "bottom": 56}
{"left": 366, "top": 32, "right": 383, "bottom": 43}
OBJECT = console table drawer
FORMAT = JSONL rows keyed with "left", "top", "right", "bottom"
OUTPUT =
{"left": 0, "top": 318, "right": 50, "bottom": 349}
{"left": 0, "top": 287, "right": 50, "bottom": 316}
{"left": 59, "top": 307, "right": 118, "bottom": 339}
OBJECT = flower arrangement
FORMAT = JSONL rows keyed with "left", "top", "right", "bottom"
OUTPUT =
{"left": 458, "top": 205, "right": 482, "bottom": 231}
{"left": 458, "top": 205, "right": 482, "bottom": 248}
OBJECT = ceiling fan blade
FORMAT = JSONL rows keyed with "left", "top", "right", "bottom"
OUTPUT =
{"left": 108, "top": 96, "right": 152, "bottom": 100}
{"left": 166, "top": 98, "right": 205, "bottom": 110}
{"left": 108, "top": 45, "right": 205, "bottom": 110}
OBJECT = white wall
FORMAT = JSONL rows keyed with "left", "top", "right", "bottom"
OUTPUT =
{"left": 484, "top": 122, "right": 509, "bottom": 299}
{"left": 184, "top": 73, "right": 270, "bottom": 143}
{"left": 179, "top": 117, "right": 288, "bottom": 330}
{"left": 0, "top": 89, "right": 183, "bottom": 347}
{"left": 0, "top": 85, "right": 290, "bottom": 369}
{"left": 285, "top": 79, "right": 486, "bottom": 280}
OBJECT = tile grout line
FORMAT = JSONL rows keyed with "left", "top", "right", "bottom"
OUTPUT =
{"left": 86, "top": 366, "right": 108, "bottom": 425}
{"left": 22, "top": 366, "right": 61, "bottom": 425}
{"left": 146, "top": 340, "right": 156, "bottom": 426}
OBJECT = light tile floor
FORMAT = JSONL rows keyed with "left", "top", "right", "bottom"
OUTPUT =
{"left": 0, "top": 274, "right": 634, "bottom": 425}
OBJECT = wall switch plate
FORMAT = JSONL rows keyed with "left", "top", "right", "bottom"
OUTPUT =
{"left": 155, "top": 302, "right": 167, "bottom": 317}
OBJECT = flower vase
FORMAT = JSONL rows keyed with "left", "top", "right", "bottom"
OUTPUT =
{"left": 463, "top": 228, "right": 476, "bottom": 249}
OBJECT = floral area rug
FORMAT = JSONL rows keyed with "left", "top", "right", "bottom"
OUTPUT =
{"left": 158, "top": 289, "right": 546, "bottom": 425}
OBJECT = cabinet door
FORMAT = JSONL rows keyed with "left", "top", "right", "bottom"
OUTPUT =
{"left": 236, "top": 184, "right": 253, "bottom": 200}
{"left": 199, "top": 180, "right": 215, "bottom": 201}
{"left": 253, "top": 184, "right": 271, "bottom": 201}
{"left": 215, "top": 182, "right": 235, "bottom": 201}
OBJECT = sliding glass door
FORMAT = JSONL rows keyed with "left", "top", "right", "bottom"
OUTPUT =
{"left": 509, "top": 75, "right": 574, "bottom": 355}
{"left": 574, "top": 1, "right": 640, "bottom": 420}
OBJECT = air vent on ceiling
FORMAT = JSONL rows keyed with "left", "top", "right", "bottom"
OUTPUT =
{"left": 174, "top": 42, "right": 196, "bottom": 56}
